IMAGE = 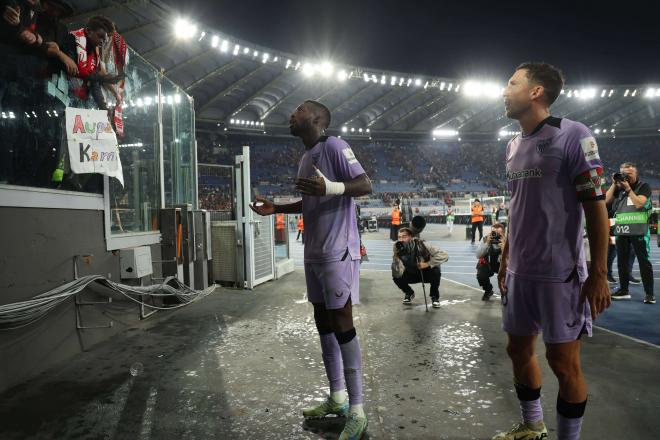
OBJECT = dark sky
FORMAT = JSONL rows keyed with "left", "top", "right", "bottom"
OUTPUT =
{"left": 166, "top": 0, "right": 659, "bottom": 85}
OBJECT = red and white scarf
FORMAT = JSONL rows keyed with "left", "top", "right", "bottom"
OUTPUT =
{"left": 69, "top": 28, "right": 99, "bottom": 100}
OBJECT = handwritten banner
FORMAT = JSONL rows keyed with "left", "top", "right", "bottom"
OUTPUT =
{"left": 66, "top": 107, "right": 124, "bottom": 186}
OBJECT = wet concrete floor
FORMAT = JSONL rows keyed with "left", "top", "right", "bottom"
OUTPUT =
{"left": 1, "top": 263, "right": 659, "bottom": 439}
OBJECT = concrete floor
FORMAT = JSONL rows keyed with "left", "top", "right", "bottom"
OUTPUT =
{"left": 1, "top": 230, "right": 659, "bottom": 439}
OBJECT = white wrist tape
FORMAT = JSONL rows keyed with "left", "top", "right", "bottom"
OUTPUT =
{"left": 315, "top": 168, "right": 345, "bottom": 196}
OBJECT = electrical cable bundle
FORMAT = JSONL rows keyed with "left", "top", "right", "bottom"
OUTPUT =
{"left": 0, "top": 276, "right": 216, "bottom": 331}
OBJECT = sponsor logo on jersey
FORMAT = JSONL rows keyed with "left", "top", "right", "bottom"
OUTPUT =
{"left": 506, "top": 168, "right": 543, "bottom": 181}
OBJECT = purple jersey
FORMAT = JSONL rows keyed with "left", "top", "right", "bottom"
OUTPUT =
{"left": 297, "top": 136, "right": 366, "bottom": 263}
{"left": 506, "top": 117, "right": 605, "bottom": 283}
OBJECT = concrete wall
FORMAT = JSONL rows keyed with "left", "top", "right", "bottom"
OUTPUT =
{"left": 0, "top": 207, "right": 162, "bottom": 393}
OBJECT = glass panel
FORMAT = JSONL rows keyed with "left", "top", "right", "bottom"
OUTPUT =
{"left": 274, "top": 213, "right": 289, "bottom": 261}
{"left": 161, "top": 76, "right": 195, "bottom": 207}
{"left": 108, "top": 50, "right": 160, "bottom": 234}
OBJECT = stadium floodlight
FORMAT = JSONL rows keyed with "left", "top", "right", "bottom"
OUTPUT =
{"left": 243, "top": 47, "right": 250, "bottom": 54}
{"left": 380, "top": 75, "right": 386, "bottom": 85}
{"left": 424, "top": 81, "right": 429, "bottom": 89}
{"left": 363, "top": 73, "right": 370, "bottom": 82}
{"left": 578, "top": 88, "right": 596, "bottom": 99}
{"left": 366, "top": 128, "right": 370, "bottom": 133}
{"left": 594, "top": 128, "right": 600, "bottom": 134}
{"left": 455, "top": 84, "right": 461, "bottom": 92}
{"left": 609, "top": 89, "right": 614, "bottom": 97}
{"left": 221, "top": 40, "right": 229, "bottom": 52}
{"left": 233, "top": 44, "right": 240, "bottom": 55}
{"left": 440, "top": 81, "right": 446, "bottom": 90}
{"left": 406, "top": 78, "right": 412, "bottom": 86}
{"left": 390, "top": 76, "right": 397, "bottom": 85}
{"left": 341, "top": 126, "right": 348, "bottom": 133}
{"left": 631, "top": 89, "right": 637, "bottom": 97}
{"left": 645, "top": 88, "right": 656, "bottom": 98}
{"left": 601, "top": 89, "right": 606, "bottom": 98}
{"left": 253, "top": 50, "right": 258, "bottom": 57}
{"left": 320, "top": 62, "right": 334, "bottom": 77}
{"left": 399, "top": 77, "right": 405, "bottom": 86}
{"left": 302, "top": 63, "right": 314, "bottom": 77}
{"left": 656, "top": 89, "right": 660, "bottom": 97}
{"left": 447, "top": 83, "right": 453, "bottom": 91}
{"left": 211, "top": 35, "right": 219, "bottom": 47}
{"left": 359, "top": 128, "right": 363, "bottom": 132}
{"left": 273, "top": 57, "right": 278, "bottom": 62}
{"left": 498, "top": 130, "right": 508, "bottom": 137}
{"left": 415, "top": 78, "right": 422, "bottom": 86}
{"left": 174, "top": 18, "right": 197, "bottom": 39}
{"left": 602, "top": 129, "right": 607, "bottom": 133}
{"left": 262, "top": 53, "right": 270, "bottom": 63}
{"left": 464, "top": 81, "right": 500, "bottom": 98}
{"left": 198, "top": 31, "right": 206, "bottom": 42}
{"left": 351, "top": 127, "right": 355, "bottom": 132}
{"left": 338, "top": 69, "right": 348, "bottom": 81}
{"left": 137, "top": 98, "right": 144, "bottom": 107}
{"left": 432, "top": 128, "right": 459, "bottom": 137}
{"left": 294, "top": 61, "right": 301, "bottom": 70}
{"left": 285, "top": 59, "right": 292, "bottom": 68}
{"left": 624, "top": 89, "right": 630, "bottom": 97}
{"left": 372, "top": 74, "right": 377, "bottom": 82}
{"left": 230, "top": 119, "right": 235, "bottom": 124}
{"left": 567, "top": 90, "right": 573, "bottom": 98}
{"left": 174, "top": 94, "right": 182, "bottom": 103}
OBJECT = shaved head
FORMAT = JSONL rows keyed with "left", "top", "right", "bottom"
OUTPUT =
{"left": 304, "top": 100, "right": 331, "bottom": 129}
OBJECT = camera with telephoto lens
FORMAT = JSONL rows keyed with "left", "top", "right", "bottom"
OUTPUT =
{"left": 395, "top": 240, "right": 408, "bottom": 254}
{"left": 490, "top": 231, "right": 501, "bottom": 244}
{"left": 613, "top": 172, "right": 631, "bottom": 183}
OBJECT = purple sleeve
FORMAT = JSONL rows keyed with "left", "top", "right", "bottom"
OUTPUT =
{"left": 565, "top": 122, "right": 603, "bottom": 182}
{"left": 327, "top": 138, "right": 366, "bottom": 181}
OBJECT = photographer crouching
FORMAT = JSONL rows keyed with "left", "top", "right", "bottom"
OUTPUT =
{"left": 392, "top": 227, "right": 448, "bottom": 308}
{"left": 476, "top": 223, "right": 506, "bottom": 301}
{"left": 605, "top": 162, "right": 655, "bottom": 304}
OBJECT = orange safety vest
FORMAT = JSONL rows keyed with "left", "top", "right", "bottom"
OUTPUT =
{"left": 391, "top": 209, "right": 401, "bottom": 225}
{"left": 297, "top": 218, "right": 304, "bottom": 231}
{"left": 275, "top": 214, "right": 285, "bottom": 230}
{"left": 471, "top": 205, "right": 484, "bottom": 223}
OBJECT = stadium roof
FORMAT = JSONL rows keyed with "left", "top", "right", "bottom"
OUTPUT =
{"left": 66, "top": 0, "right": 660, "bottom": 141}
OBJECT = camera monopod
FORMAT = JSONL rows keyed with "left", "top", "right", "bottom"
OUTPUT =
{"left": 410, "top": 215, "right": 429, "bottom": 312}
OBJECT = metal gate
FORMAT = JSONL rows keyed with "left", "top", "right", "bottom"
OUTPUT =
{"left": 234, "top": 146, "right": 275, "bottom": 289}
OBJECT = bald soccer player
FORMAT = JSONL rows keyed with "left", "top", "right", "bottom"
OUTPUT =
{"left": 493, "top": 63, "right": 610, "bottom": 440}
{"left": 251, "top": 100, "right": 372, "bottom": 440}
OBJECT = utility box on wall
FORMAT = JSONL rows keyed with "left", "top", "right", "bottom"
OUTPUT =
{"left": 120, "top": 246, "right": 153, "bottom": 279}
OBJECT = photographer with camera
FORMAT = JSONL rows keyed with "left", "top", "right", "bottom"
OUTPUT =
{"left": 392, "top": 227, "right": 448, "bottom": 308}
{"left": 476, "top": 223, "right": 506, "bottom": 301}
{"left": 605, "top": 162, "right": 654, "bottom": 304}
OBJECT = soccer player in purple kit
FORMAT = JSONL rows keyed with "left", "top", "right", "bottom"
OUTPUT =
{"left": 250, "top": 100, "right": 372, "bottom": 440}
{"left": 493, "top": 63, "right": 611, "bottom": 440}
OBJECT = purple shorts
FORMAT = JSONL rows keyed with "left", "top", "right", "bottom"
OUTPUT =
{"left": 304, "top": 258, "right": 360, "bottom": 309}
{"left": 502, "top": 272, "right": 592, "bottom": 344}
